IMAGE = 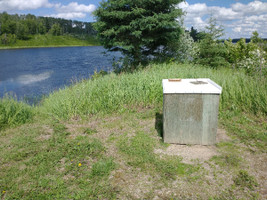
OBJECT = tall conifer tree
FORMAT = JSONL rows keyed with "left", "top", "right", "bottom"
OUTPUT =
{"left": 94, "top": 0, "right": 184, "bottom": 69}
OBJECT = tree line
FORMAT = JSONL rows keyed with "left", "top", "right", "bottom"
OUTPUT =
{"left": 0, "top": 12, "right": 96, "bottom": 44}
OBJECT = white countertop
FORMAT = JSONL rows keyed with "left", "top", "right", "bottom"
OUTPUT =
{"left": 162, "top": 78, "right": 222, "bottom": 94}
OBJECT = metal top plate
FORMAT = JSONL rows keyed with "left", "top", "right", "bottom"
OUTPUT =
{"left": 162, "top": 78, "right": 222, "bottom": 94}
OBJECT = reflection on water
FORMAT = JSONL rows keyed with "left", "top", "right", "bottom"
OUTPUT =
{"left": 6, "top": 71, "right": 53, "bottom": 85}
{"left": 0, "top": 46, "right": 121, "bottom": 102}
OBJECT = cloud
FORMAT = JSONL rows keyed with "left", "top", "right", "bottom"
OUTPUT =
{"left": 0, "top": 0, "right": 96, "bottom": 20}
{"left": 56, "top": 2, "right": 96, "bottom": 13}
{"left": 178, "top": 0, "right": 267, "bottom": 38}
{"left": 232, "top": 0, "right": 267, "bottom": 15}
{"left": 48, "top": 2, "right": 96, "bottom": 20}
{"left": 49, "top": 12, "right": 86, "bottom": 20}
{"left": 0, "top": 0, "right": 52, "bottom": 11}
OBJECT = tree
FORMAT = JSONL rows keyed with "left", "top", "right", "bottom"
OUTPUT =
{"left": 205, "top": 17, "right": 224, "bottom": 41}
{"left": 93, "top": 0, "right": 184, "bottom": 69}
{"left": 49, "top": 23, "right": 62, "bottom": 36}
{"left": 251, "top": 31, "right": 262, "bottom": 44}
{"left": 195, "top": 17, "right": 229, "bottom": 68}
{"left": 189, "top": 27, "right": 207, "bottom": 42}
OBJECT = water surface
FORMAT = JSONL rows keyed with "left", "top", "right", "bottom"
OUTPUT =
{"left": 0, "top": 46, "right": 120, "bottom": 102}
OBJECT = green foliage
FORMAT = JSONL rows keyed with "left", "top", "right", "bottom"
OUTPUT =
{"left": 0, "top": 96, "right": 34, "bottom": 131}
{"left": 49, "top": 23, "right": 62, "bottom": 36}
{"left": 251, "top": 31, "right": 262, "bottom": 44}
{"left": 15, "top": 22, "right": 29, "bottom": 40}
{"left": 224, "top": 37, "right": 266, "bottom": 77}
{"left": 93, "top": 0, "right": 184, "bottom": 69}
{"left": 0, "top": 12, "right": 97, "bottom": 44}
{"left": 205, "top": 17, "right": 224, "bottom": 41}
{"left": 189, "top": 26, "right": 208, "bottom": 42}
{"left": 194, "top": 17, "right": 229, "bottom": 68}
{"left": 0, "top": 33, "right": 16, "bottom": 45}
{"left": 196, "top": 36, "right": 229, "bottom": 68}
{"left": 0, "top": 34, "right": 99, "bottom": 48}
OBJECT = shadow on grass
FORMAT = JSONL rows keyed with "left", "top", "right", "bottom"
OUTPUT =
{"left": 155, "top": 112, "right": 163, "bottom": 139}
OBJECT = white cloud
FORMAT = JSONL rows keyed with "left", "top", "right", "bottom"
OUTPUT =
{"left": 48, "top": 2, "right": 96, "bottom": 20}
{"left": 0, "top": 0, "right": 52, "bottom": 11}
{"left": 232, "top": 0, "right": 267, "bottom": 15}
{"left": 178, "top": 0, "right": 267, "bottom": 38}
{"left": 49, "top": 12, "right": 86, "bottom": 20}
{"left": 0, "top": 0, "right": 96, "bottom": 20}
{"left": 56, "top": 2, "right": 96, "bottom": 13}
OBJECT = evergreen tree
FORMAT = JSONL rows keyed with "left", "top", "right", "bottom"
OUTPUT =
{"left": 93, "top": 0, "right": 184, "bottom": 69}
{"left": 195, "top": 17, "right": 229, "bottom": 68}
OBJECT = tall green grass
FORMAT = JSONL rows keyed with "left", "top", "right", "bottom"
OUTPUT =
{"left": 0, "top": 96, "right": 34, "bottom": 130}
{"left": 40, "top": 63, "right": 267, "bottom": 119}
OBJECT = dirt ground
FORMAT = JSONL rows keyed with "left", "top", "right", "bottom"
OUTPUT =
{"left": 65, "top": 111, "right": 266, "bottom": 199}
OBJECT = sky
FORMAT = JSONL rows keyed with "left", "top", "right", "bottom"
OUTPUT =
{"left": 0, "top": 0, "right": 266, "bottom": 39}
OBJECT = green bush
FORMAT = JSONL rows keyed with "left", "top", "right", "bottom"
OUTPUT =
{"left": 195, "top": 37, "right": 229, "bottom": 68}
{"left": 0, "top": 97, "right": 34, "bottom": 130}
{"left": 225, "top": 38, "right": 267, "bottom": 77}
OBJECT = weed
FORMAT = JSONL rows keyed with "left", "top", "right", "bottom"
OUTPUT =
{"left": 233, "top": 170, "right": 258, "bottom": 190}
{"left": 83, "top": 127, "right": 97, "bottom": 135}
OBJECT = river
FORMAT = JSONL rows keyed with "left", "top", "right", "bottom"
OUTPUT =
{"left": 0, "top": 46, "right": 121, "bottom": 102}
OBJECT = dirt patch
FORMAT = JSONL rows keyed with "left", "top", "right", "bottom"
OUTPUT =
{"left": 37, "top": 134, "right": 51, "bottom": 141}
{"left": 154, "top": 144, "right": 218, "bottom": 164}
{"left": 154, "top": 128, "right": 231, "bottom": 164}
{"left": 242, "top": 151, "right": 267, "bottom": 199}
{"left": 216, "top": 128, "right": 231, "bottom": 142}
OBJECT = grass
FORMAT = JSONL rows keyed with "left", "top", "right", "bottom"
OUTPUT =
{"left": 117, "top": 131, "right": 195, "bottom": 180}
{"left": 39, "top": 63, "right": 266, "bottom": 150}
{"left": 0, "top": 34, "right": 99, "bottom": 49}
{"left": 40, "top": 63, "right": 266, "bottom": 119}
{"left": 0, "top": 96, "right": 34, "bottom": 131}
{"left": 234, "top": 170, "right": 259, "bottom": 190}
{"left": 0, "top": 63, "right": 266, "bottom": 199}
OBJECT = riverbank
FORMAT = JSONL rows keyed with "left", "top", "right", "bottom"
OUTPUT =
{"left": 0, "top": 63, "right": 266, "bottom": 199}
{"left": 0, "top": 34, "right": 100, "bottom": 49}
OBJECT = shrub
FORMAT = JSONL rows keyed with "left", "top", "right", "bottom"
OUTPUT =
{"left": 225, "top": 38, "right": 266, "bottom": 77}
{"left": 195, "top": 36, "right": 229, "bottom": 68}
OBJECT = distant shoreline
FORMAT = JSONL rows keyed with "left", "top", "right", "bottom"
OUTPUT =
{"left": 0, "top": 34, "right": 100, "bottom": 50}
{"left": 0, "top": 44, "right": 100, "bottom": 50}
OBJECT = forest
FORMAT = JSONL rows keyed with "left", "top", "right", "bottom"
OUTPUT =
{"left": 0, "top": 12, "right": 96, "bottom": 45}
